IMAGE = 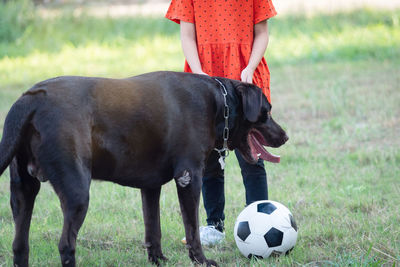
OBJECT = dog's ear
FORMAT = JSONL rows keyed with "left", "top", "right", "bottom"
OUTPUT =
{"left": 236, "top": 83, "right": 263, "bottom": 122}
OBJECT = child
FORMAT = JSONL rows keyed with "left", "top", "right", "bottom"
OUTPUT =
{"left": 165, "top": 0, "right": 277, "bottom": 245}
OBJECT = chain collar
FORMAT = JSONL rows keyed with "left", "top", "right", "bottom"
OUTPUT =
{"left": 214, "top": 78, "right": 230, "bottom": 166}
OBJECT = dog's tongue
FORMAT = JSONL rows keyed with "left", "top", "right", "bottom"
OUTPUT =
{"left": 249, "top": 131, "right": 280, "bottom": 163}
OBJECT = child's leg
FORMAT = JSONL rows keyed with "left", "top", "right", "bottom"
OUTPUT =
{"left": 235, "top": 150, "right": 268, "bottom": 205}
{"left": 202, "top": 150, "right": 225, "bottom": 231}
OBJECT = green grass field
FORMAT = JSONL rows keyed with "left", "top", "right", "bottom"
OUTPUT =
{"left": 0, "top": 1, "right": 399, "bottom": 266}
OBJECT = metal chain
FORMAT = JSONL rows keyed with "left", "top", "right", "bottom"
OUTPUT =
{"left": 214, "top": 78, "right": 230, "bottom": 159}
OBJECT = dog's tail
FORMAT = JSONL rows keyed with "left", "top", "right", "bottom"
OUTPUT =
{"left": 0, "top": 95, "right": 37, "bottom": 177}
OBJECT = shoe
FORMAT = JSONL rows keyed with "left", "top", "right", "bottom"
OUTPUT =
{"left": 181, "top": 225, "right": 225, "bottom": 246}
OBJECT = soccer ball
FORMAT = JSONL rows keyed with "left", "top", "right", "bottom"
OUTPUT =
{"left": 234, "top": 200, "right": 298, "bottom": 259}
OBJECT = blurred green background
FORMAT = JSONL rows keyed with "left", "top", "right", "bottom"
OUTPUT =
{"left": 0, "top": 0, "right": 399, "bottom": 266}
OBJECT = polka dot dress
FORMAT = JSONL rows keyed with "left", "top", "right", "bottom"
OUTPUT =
{"left": 166, "top": 0, "right": 277, "bottom": 102}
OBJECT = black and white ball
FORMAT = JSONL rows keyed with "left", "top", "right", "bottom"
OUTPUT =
{"left": 234, "top": 200, "right": 298, "bottom": 258}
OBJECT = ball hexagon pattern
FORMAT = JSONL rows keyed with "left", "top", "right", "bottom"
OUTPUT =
{"left": 264, "top": 227, "right": 283, "bottom": 247}
{"left": 257, "top": 202, "right": 277, "bottom": 215}
{"left": 237, "top": 221, "right": 251, "bottom": 241}
{"left": 234, "top": 200, "right": 298, "bottom": 259}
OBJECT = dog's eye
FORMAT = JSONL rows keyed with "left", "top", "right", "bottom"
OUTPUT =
{"left": 259, "top": 111, "right": 269, "bottom": 123}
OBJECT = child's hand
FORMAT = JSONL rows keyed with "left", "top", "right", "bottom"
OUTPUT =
{"left": 195, "top": 71, "right": 209, "bottom": 76}
{"left": 240, "top": 67, "right": 255, "bottom": 83}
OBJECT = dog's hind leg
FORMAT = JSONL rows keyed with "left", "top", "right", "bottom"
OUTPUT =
{"left": 44, "top": 161, "right": 91, "bottom": 267}
{"left": 54, "top": 173, "right": 90, "bottom": 267}
{"left": 10, "top": 157, "right": 41, "bottom": 267}
{"left": 141, "top": 187, "right": 168, "bottom": 265}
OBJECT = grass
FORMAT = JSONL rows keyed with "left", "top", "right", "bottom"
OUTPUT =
{"left": 0, "top": 2, "right": 399, "bottom": 266}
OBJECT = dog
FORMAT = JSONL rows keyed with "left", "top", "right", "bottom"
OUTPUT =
{"left": 0, "top": 71, "right": 288, "bottom": 266}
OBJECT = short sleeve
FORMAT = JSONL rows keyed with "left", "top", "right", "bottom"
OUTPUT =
{"left": 165, "top": 0, "right": 195, "bottom": 24}
{"left": 254, "top": 0, "right": 277, "bottom": 24}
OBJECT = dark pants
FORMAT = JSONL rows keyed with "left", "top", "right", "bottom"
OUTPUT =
{"left": 202, "top": 150, "right": 268, "bottom": 231}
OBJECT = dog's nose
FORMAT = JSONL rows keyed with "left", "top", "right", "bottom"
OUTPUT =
{"left": 283, "top": 134, "right": 289, "bottom": 143}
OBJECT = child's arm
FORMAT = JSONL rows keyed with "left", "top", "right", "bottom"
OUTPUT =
{"left": 180, "top": 21, "right": 207, "bottom": 75}
{"left": 241, "top": 19, "right": 270, "bottom": 83}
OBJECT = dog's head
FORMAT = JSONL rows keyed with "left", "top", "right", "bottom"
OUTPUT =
{"left": 226, "top": 81, "right": 288, "bottom": 164}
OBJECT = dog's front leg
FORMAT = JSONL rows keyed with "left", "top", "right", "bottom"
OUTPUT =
{"left": 141, "top": 187, "right": 167, "bottom": 265}
{"left": 175, "top": 171, "right": 218, "bottom": 267}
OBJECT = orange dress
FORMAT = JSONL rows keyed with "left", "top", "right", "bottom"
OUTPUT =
{"left": 165, "top": 0, "right": 277, "bottom": 102}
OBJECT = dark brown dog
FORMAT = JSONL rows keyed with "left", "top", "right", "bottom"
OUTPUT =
{"left": 0, "top": 71, "right": 288, "bottom": 266}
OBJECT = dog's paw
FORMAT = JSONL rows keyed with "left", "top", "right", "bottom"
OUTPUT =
{"left": 206, "top": 259, "right": 218, "bottom": 267}
{"left": 148, "top": 253, "right": 168, "bottom": 266}
{"left": 189, "top": 254, "right": 218, "bottom": 267}
{"left": 144, "top": 242, "right": 168, "bottom": 266}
